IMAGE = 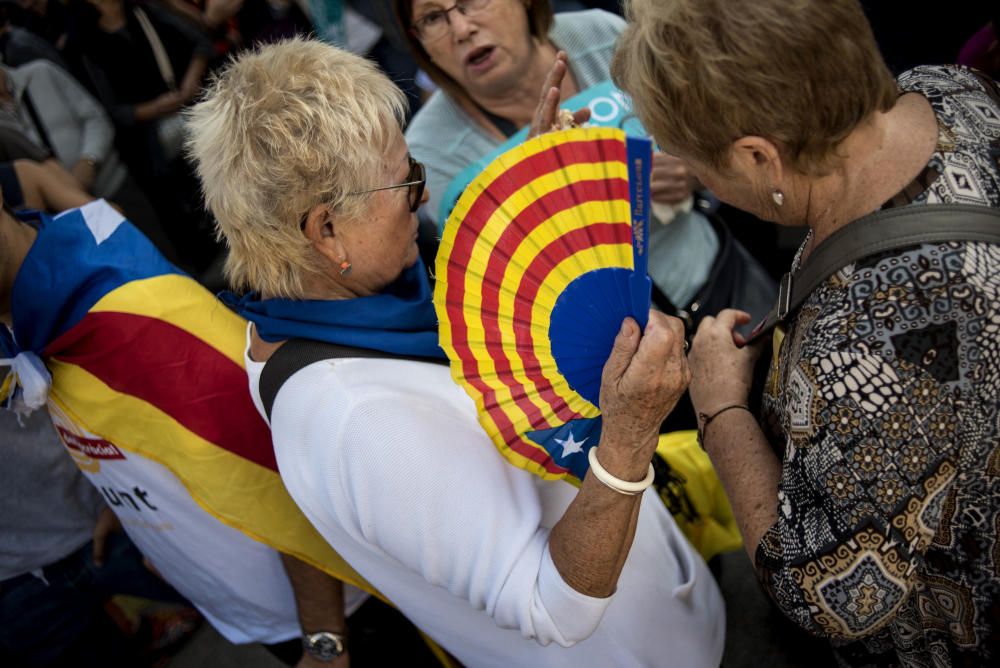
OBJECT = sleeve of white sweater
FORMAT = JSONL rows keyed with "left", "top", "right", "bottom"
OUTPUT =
{"left": 280, "top": 360, "right": 613, "bottom": 647}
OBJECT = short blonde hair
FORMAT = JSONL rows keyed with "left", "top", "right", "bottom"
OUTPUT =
{"left": 612, "top": 0, "right": 898, "bottom": 175}
{"left": 186, "top": 37, "right": 407, "bottom": 298}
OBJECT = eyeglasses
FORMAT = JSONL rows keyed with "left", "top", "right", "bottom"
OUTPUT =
{"left": 411, "top": 0, "right": 492, "bottom": 43}
{"left": 300, "top": 157, "right": 426, "bottom": 229}
{"left": 347, "top": 156, "right": 426, "bottom": 213}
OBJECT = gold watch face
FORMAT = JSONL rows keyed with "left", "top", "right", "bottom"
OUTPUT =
{"left": 304, "top": 631, "right": 345, "bottom": 661}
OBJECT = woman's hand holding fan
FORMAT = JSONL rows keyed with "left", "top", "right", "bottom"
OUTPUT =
{"left": 436, "top": 126, "right": 670, "bottom": 485}
{"left": 596, "top": 313, "right": 690, "bottom": 478}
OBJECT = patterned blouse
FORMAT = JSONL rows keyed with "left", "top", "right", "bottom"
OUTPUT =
{"left": 756, "top": 66, "right": 1000, "bottom": 667}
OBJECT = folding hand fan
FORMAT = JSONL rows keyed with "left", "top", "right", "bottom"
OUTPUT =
{"left": 434, "top": 126, "right": 653, "bottom": 484}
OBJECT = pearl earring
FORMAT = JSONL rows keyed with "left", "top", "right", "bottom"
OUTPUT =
{"left": 772, "top": 189, "right": 785, "bottom": 207}
{"left": 339, "top": 261, "right": 352, "bottom": 276}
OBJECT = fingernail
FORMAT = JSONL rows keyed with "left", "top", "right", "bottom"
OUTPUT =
{"left": 620, "top": 320, "right": 630, "bottom": 336}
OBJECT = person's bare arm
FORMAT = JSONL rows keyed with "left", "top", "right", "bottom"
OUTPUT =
{"left": 701, "top": 407, "right": 780, "bottom": 561}
{"left": 279, "top": 553, "right": 350, "bottom": 668}
{"left": 550, "top": 313, "right": 689, "bottom": 596}
{"left": 133, "top": 54, "right": 208, "bottom": 123}
{"left": 134, "top": 91, "right": 184, "bottom": 123}
{"left": 178, "top": 55, "right": 209, "bottom": 103}
{"left": 688, "top": 309, "right": 780, "bottom": 562}
{"left": 39, "top": 158, "right": 82, "bottom": 191}
{"left": 203, "top": 0, "right": 244, "bottom": 30}
{"left": 13, "top": 160, "right": 94, "bottom": 213}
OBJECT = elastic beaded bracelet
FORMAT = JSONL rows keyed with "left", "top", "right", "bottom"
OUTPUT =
{"left": 587, "top": 446, "right": 655, "bottom": 496}
{"left": 697, "top": 403, "right": 751, "bottom": 450}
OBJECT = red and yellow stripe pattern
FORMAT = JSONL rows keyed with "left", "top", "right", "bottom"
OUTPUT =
{"left": 435, "top": 128, "right": 634, "bottom": 481}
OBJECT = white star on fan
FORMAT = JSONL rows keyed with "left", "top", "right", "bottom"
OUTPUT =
{"left": 554, "top": 432, "right": 587, "bottom": 457}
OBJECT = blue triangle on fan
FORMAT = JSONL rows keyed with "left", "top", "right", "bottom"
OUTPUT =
{"left": 525, "top": 417, "right": 603, "bottom": 480}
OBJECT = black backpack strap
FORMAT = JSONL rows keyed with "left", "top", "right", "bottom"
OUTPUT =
{"left": 749, "top": 204, "right": 1000, "bottom": 343}
{"left": 259, "top": 338, "right": 446, "bottom": 422}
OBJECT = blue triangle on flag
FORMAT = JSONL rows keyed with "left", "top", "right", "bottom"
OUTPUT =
{"left": 525, "top": 417, "right": 604, "bottom": 481}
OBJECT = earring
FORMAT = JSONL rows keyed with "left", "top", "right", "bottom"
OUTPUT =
{"left": 771, "top": 189, "right": 785, "bottom": 207}
{"left": 339, "top": 260, "right": 352, "bottom": 276}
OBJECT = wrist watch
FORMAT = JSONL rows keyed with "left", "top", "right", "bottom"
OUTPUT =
{"left": 302, "top": 631, "right": 347, "bottom": 661}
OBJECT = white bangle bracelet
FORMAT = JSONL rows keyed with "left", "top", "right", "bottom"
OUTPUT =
{"left": 587, "top": 447, "right": 655, "bottom": 496}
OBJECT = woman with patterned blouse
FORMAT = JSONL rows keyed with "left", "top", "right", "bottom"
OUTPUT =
{"left": 613, "top": 0, "right": 1000, "bottom": 665}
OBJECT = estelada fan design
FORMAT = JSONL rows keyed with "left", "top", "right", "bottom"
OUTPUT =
{"left": 435, "top": 126, "right": 653, "bottom": 484}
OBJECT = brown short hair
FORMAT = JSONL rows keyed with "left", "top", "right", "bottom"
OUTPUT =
{"left": 391, "top": 0, "right": 553, "bottom": 106}
{"left": 611, "top": 0, "right": 898, "bottom": 175}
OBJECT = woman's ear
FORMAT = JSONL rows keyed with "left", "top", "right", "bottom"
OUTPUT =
{"left": 301, "top": 203, "right": 347, "bottom": 268}
{"left": 730, "top": 135, "right": 784, "bottom": 189}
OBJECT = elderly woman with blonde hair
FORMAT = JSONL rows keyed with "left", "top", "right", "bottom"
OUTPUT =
{"left": 187, "top": 38, "right": 725, "bottom": 667}
{"left": 612, "top": 0, "right": 1000, "bottom": 665}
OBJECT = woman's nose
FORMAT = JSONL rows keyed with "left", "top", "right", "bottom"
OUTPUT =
{"left": 449, "top": 10, "right": 477, "bottom": 41}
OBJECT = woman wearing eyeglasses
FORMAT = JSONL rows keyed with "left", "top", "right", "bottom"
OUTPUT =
{"left": 394, "top": 0, "right": 623, "bottom": 224}
{"left": 394, "top": 0, "right": 776, "bottom": 416}
{"left": 188, "top": 38, "right": 724, "bottom": 667}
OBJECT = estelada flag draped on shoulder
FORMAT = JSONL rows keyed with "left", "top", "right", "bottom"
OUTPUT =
{"left": 9, "top": 200, "right": 377, "bottom": 597}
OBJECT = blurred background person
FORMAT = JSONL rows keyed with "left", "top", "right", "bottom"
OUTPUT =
{"left": 0, "top": 59, "right": 176, "bottom": 261}
{"left": 72, "top": 0, "right": 218, "bottom": 275}
{"left": 0, "top": 1, "right": 68, "bottom": 68}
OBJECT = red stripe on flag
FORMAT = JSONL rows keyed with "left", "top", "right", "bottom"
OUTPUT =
{"left": 45, "top": 311, "right": 277, "bottom": 471}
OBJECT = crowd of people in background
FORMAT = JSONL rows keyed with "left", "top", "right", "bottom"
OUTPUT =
{"left": 0, "top": 0, "right": 994, "bottom": 282}
{"left": 0, "top": 0, "right": 631, "bottom": 284}
{"left": 1, "top": 0, "right": 999, "bottom": 666}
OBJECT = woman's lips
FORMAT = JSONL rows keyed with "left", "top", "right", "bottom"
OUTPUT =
{"left": 465, "top": 46, "right": 496, "bottom": 73}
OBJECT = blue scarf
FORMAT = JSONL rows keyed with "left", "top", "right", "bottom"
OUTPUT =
{"left": 219, "top": 259, "right": 446, "bottom": 360}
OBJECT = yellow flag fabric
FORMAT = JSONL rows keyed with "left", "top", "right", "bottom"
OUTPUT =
{"left": 656, "top": 432, "right": 742, "bottom": 561}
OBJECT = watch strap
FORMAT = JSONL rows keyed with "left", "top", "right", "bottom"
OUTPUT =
{"left": 302, "top": 630, "right": 347, "bottom": 661}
